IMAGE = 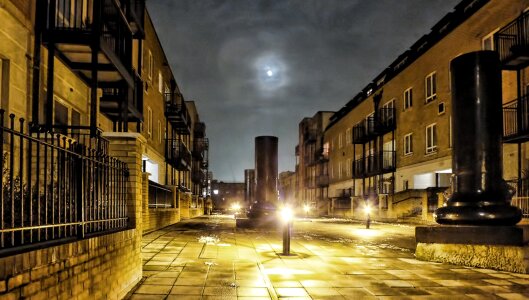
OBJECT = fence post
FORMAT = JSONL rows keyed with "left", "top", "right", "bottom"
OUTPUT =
{"left": 75, "top": 143, "right": 85, "bottom": 239}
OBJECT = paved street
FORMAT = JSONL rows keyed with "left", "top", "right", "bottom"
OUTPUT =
{"left": 127, "top": 216, "right": 529, "bottom": 299}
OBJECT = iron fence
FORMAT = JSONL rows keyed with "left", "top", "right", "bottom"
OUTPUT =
{"left": 0, "top": 110, "right": 129, "bottom": 254}
{"left": 148, "top": 180, "right": 174, "bottom": 208}
{"left": 495, "top": 10, "right": 529, "bottom": 66}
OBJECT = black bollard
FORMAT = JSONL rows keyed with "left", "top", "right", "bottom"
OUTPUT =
{"left": 435, "top": 51, "right": 522, "bottom": 225}
{"left": 282, "top": 221, "right": 291, "bottom": 255}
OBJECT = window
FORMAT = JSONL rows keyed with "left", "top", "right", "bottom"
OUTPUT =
{"left": 322, "top": 142, "right": 330, "bottom": 158}
{"left": 158, "top": 121, "right": 162, "bottom": 144}
{"left": 404, "top": 133, "right": 413, "bottom": 155}
{"left": 382, "top": 99, "right": 395, "bottom": 122}
{"left": 425, "top": 72, "right": 437, "bottom": 103}
{"left": 346, "top": 128, "right": 351, "bottom": 144}
{"left": 0, "top": 58, "right": 9, "bottom": 110}
{"left": 482, "top": 30, "right": 497, "bottom": 50}
{"left": 148, "top": 50, "right": 153, "bottom": 80}
{"left": 426, "top": 123, "right": 437, "bottom": 154}
{"left": 158, "top": 71, "right": 163, "bottom": 94}
{"left": 404, "top": 87, "right": 412, "bottom": 110}
{"left": 338, "top": 133, "right": 343, "bottom": 148}
{"left": 147, "top": 106, "right": 152, "bottom": 137}
{"left": 438, "top": 102, "right": 445, "bottom": 114}
{"left": 338, "top": 161, "right": 343, "bottom": 178}
{"left": 346, "top": 158, "right": 351, "bottom": 177}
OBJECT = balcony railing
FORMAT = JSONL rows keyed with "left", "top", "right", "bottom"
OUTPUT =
{"left": 495, "top": 11, "right": 529, "bottom": 69}
{"left": 148, "top": 180, "right": 174, "bottom": 208}
{"left": 164, "top": 93, "right": 190, "bottom": 134}
{"left": 192, "top": 169, "right": 206, "bottom": 184}
{"left": 316, "top": 174, "right": 329, "bottom": 187}
{"left": 377, "top": 107, "right": 396, "bottom": 135}
{"left": 193, "top": 138, "right": 209, "bottom": 159}
{"left": 352, "top": 108, "right": 396, "bottom": 144}
{"left": 166, "top": 139, "right": 191, "bottom": 171}
{"left": 352, "top": 151, "right": 396, "bottom": 178}
{"left": 304, "top": 129, "right": 318, "bottom": 143}
{"left": 352, "top": 117, "right": 376, "bottom": 144}
{"left": 503, "top": 96, "right": 529, "bottom": 143}
{"left": 194, "top": 122, "right": 206, "bottom": 138}
{"left": 0, "top": 111, "right": 129, "bottom": 255}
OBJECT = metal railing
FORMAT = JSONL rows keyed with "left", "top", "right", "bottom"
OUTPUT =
{"left": 148, "top": 180, "right": 174, "bottom": 208}
{"left": 377, "top": 107, "right": 396, "bottom": 134}
{"left": 352, "top": 151, "right": 395, "bottom": 178}
{"left": 48, "top": 0, "right": 133, "bottom": 71}
{"left": 506, "top": 178, "right": 529, "bottom": 218}
{"left": 352, "top": 117, "right": 376, "bottom": 144}
{"left": 193, "top": 138, "right": 208, "bottom": 158}
{"left": 0, "top": 111, "right": 129, "bottom": 254}
{"left": 503, "top": 96, "right": 529, "bottom": 141}
{"left": 495, "top": 10, "right": 529, "bottom": 67}
{"left": 166, "top": 139, "right": 191, "bottom": 170}
{"left": 50, "top": 125, "right": 109, "bottom": 154}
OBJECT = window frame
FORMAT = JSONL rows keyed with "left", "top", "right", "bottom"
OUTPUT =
{"left": 147, "top": 106, "right": 153, "bottom": 137}
{"left": 148, "top": 50, "right": 154, "bottom": 80}
{"left": 425, "top": 123, "right": 437, "bottom": 154}
{"left": 425, "top": 72, "right": 437, "bottom": 103}
{"left": 404, "top": 133, "right": 413, "bottom": 156}
{"left": 404, "top": 87, "right": 412, "bottom": 110}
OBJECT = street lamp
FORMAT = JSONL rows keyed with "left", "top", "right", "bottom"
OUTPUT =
{"left": 303, "top": 204, "right": 310, "bottom": 218}
{"left": 364, "top": 203, "right": 371, "bottom": 229}
{"left": 279, "top": 206, "right": 293, "bottom": 255}
{"left": 231, "top": 203, "right": 241, "bottom": 218}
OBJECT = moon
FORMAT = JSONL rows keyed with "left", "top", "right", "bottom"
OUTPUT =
{"left": 254, "top": 53, "right": 288, "bottom": 92}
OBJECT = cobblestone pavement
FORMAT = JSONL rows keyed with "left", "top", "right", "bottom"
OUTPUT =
{"left": 126, "top": 216, "right": 529, "bottom": 299}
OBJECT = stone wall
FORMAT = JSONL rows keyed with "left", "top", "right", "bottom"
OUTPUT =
{"left": 0, "top": 230, "right": 141, "bottom": 299}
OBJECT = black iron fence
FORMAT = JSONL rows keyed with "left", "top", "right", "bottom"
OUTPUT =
{"left": 0, "top": 111, "right": 129, "bottom": 254}
{"left": 148, "top": 180, "right": 174, "bottom": 208}
{"left": 352, "top": 151, "right": 396, "bottom": 178}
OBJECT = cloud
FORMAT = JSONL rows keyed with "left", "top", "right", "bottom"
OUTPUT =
{"left": 147, "top": 0, "right": 461, "bottom": 181}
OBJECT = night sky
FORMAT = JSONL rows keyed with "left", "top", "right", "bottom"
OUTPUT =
{"left": 147, "top": 0, "right": 460, "bottom": 182}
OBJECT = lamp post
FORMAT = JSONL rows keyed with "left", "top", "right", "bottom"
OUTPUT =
{"left": 364, "top": 202, "right": 371, "bottom": 229}
{"left": 280, "top": 206, "right": 293, "bottom": 255}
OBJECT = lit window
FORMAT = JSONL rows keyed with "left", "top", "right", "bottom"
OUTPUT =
{"left": 213, "top": 189, "right": 219, "bottom": 195}
{"left": 425, "top": 72, "right": 437, "bottom": 103}
{"left": 404, "top": 87, "right": 412, "bottom": 110}
{"left": 426, "top": 124, "right": 437, "bottom": 154}
{"left": 404, "top": 133, "right": 413, "bottom": 155}
{"left": 158, "top": 71, "right": 163, "bottom": 93}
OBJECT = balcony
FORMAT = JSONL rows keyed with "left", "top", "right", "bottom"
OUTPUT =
{"left": 100, "top": 72, "right": 143, "bottom": 122}
{"left": 192, "top": 169, "right": 206, "bottom": 184}
{"left": 495, "top": 11, "right": 529, "bottom": 70}
{"left": 336, "top": 188, "right": 353, "bottom": 198}
{"left": 166, "top": 139, "right": 191, "bottom": 171}
{"left": 316, "top": 174, "right": 329, "bottom": 187}
{"left": 352, "top": 108, "right": 396, "bottom": 144}
{"left": 304, "top": 128, "right": 318, "bottom": 144}
{"left": 194, "top": 122, "right": 206, "bottom": 138}
{"left": 352, "top": 117, "right": 376, "bottom": 144}
{"left": 193, "top": 138, "right": 209, "bottom": 159}
{"left": 165, "top": 92, "right": 190, "bottom": 134}
{"left": 503, "top": 96, "right": 529, "bottom": 143}
{"left": 377, "top": 107, "right": 396, "bottom": 135}
{"left": 352, "top": 151, "right": 396, "bottom": 178}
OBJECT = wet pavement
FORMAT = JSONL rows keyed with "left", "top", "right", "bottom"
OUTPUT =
{"left": 126, "top": 215, "right": 529, "bottom": 299}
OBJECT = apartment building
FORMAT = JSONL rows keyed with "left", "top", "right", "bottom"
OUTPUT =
{"left": 325, "top": 0, "right": 529, "bottom": 221}
{"left": 296, "top": 111, "right": 334, "bottom": 216}
{"left": 0, "top": 0, "right": 208, "bottom": 266}
{"left": 278, "top": 171, "right": 296, "bottom": 206}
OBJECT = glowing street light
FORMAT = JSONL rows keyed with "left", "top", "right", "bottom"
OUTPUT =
{"left": 303, "top": 204, "right": 310, "bottom": 218}
{"left": 231, "top": 203, "right": 241, "bottom": 218}
{"left": 279, "top": 206, "right": 293, "bottom": 255}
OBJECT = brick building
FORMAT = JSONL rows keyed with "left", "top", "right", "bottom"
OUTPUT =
{"left": 323, "top": 0, "right": 529, "bottom": 221}
{"left": 0, "top": 1, "right": 208, "bottom": 298}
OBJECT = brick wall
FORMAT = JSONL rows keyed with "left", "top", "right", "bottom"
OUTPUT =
{"left": 142, "top": 173, "right": 181, "bottom": 233}
{"left": 0, "top": 229, "right": 141, "bottom": 299}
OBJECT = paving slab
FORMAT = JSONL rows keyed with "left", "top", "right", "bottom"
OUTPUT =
{"left": 125, "top": 216, "right": 529, "bottom": 299}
